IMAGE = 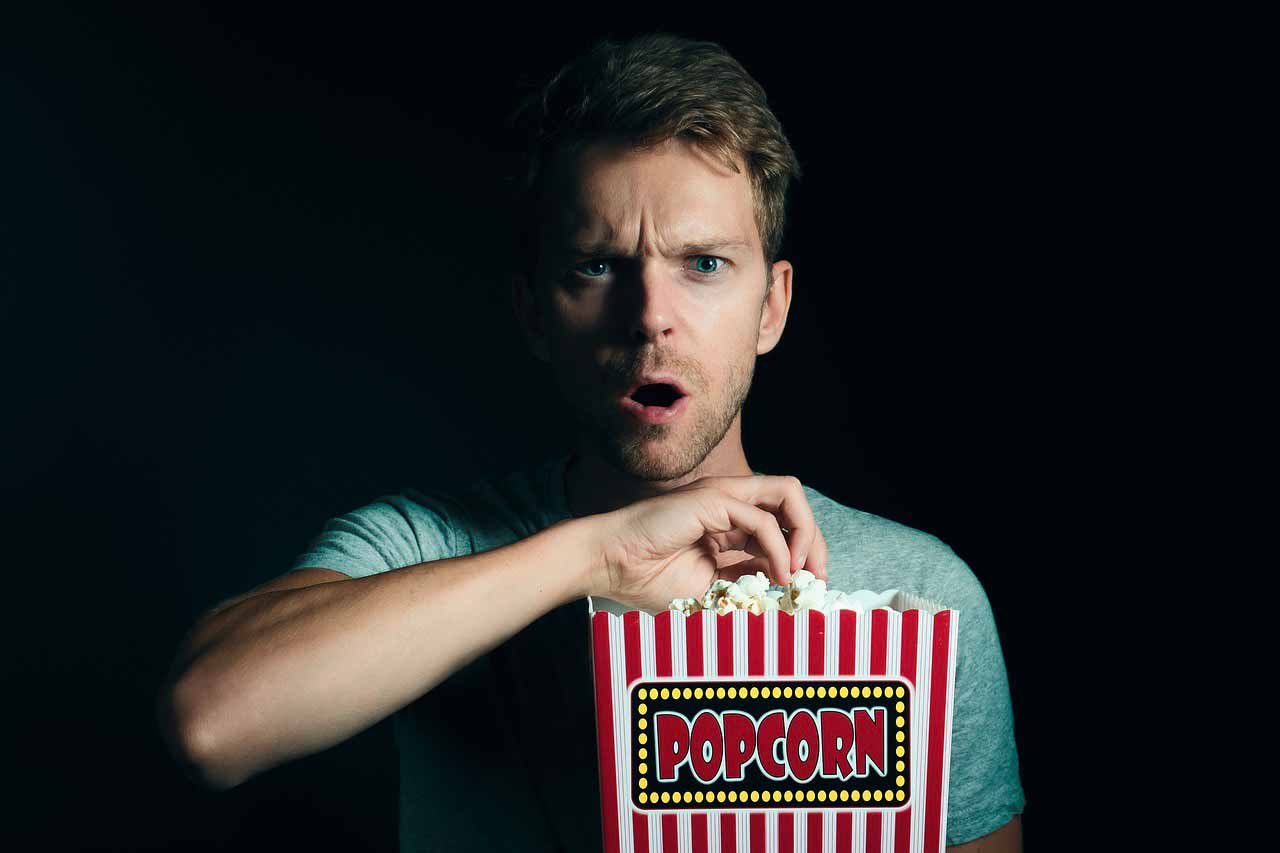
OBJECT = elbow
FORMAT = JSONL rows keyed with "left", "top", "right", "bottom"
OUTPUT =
{"left": 155, "top": 674, "right": 252, "bottom": 792}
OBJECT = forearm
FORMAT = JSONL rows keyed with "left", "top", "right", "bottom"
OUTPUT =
{"left": 164, "top": 516, "right": 598, "bottom": 790}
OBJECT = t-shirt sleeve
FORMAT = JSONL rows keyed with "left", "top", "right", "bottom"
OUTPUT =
{"left": 287, "top": 491, "right": 459, "bottom": 580}
{"left": 935, "top": 546, "right": 1026, "bottom": 844}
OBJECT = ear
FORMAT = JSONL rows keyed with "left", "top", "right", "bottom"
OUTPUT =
{"left": 756, "top": 260, "right": 793, "bottom": 355}
{"left": 511, "top": 272, "right": 551, "bottom": 363}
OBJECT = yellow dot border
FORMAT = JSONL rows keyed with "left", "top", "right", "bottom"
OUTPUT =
{"left": 632, "top": 788, "right": 910, "bottom": 807}
{"left": 635, "top": 681, "right": 907, "bottom": 706}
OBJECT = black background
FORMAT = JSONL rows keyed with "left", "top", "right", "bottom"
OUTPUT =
{"left": 3, "top": 4, "right": 1144, "bottom": 851}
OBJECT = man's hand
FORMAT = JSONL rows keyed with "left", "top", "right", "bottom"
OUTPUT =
{"left": 586, "top": 474, "right": 830, "bottom": 611}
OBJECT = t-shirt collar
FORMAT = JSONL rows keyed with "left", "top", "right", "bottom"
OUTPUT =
{"left": 544, "top": 450, "right": 765, "bottom": 526}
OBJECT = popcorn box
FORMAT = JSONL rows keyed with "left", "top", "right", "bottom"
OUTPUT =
{"left": 588, "top": 596, "right": 958, "bottom": 853}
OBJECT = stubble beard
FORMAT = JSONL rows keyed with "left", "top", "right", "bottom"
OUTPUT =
{"left": 577, "top": 352, "right": 756, "bottom": 483}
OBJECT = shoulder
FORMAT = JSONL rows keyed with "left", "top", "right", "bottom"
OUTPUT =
{"left": 802, "top": 485, "right": 988, "bottom": 613}
{"left": 403, "top": 455, "right": 564, "bottom": 552}
{"left": 803, "top": 485, "right": 952, "bottom": 564}
{"left": 288, "top": 457, "right": 559, "bottom": 577}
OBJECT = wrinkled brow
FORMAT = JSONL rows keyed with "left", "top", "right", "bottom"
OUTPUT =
{"left": 565, "top": 239, "right": 753, "bottom": 258}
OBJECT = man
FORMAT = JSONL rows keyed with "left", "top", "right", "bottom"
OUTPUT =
{"left": 158, "top": 33, "right": 1024, "bottom": 852}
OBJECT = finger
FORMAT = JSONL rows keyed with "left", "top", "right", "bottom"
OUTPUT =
{"left": 715, "top": 531, "right": 774, "bottom": 563}
{"left": 717, "top": 496, "right": 792, "bottom": 586}
{"left": 739, "top": 475, "right": 820, "bottom": 577}
{"left": 715, "top": 557, "right": 774, "bottom": 583}
{"left": 808, "top": 524, "right": 830, "bottom": 579}
{"left": 703, "top": 527, "right": 755, "bottom": 554}
{"left": 704, "top": 520, "right": 779, "bottom": 565}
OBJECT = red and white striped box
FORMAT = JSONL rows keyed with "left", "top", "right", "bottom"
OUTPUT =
{"left": 589, "top": 600, "right": 958, "bottom": 853}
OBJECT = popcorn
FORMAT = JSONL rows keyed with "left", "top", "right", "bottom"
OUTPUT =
{"left": 790, "top": 569, "right": 818, "bottom": 591}
{"left": 669, "top": 597, "right": 701, "bottom": 615}
{"left": 668, "top": 570, "right": 899, "bottom": 616}
{"left": 594, "top": 582, "right": 956, "bottom": 853}
{"left": 839, "top": 588, "right": 900, "bottom": 610}
{"left": 823, "top": 589, "right": 849, "bottom": 610}
{"left": 735, "top": 571, "right": 768, "bottom": 598}
{"left": 792, "top": 576, "right": 827, "bottom": 610}
{"left": 700, "top": 579, "right": 735, "bottom": 611}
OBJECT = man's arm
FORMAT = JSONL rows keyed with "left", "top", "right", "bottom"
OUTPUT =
{"left": 947, "top": 815, "right": 1022, "bottom": 852}
{"left": 157, "top": 473, "right": 829, "bottom": 793}
{"left": 927, "top": 543, "right": 1025, "bottom": 847}
{"left": 157, "top": 515, "right": 600, "bottom": 791}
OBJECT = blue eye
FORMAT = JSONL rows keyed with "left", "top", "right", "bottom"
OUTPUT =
{"left": 570, "top": 260, "right": 611, "bottom": 280}
{"left": 569, "top": 256, "right": 727, "bottom": 283}
{"left": 692, "top": 256, "right": 723, "bottom": 275}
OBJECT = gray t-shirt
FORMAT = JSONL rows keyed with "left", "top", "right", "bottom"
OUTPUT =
{"left": 288, "top": 453, "right": 1024, "bottom": 850}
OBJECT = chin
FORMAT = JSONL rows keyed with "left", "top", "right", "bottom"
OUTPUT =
{"left": 603, "top": 423, "right": 711, "bottom": 483}
{"left": 580, "top": 386, "right": 745, "bottom": 483}
{"left": 616, "top": 445, "right": 698, "bottom": 482}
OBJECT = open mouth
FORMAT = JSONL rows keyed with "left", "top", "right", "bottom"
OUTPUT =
{"left": 629, "top": 383, "right": 685, "bottom": 408}
{"left": 619, "top": 380, "right": 691, "bottom": 424}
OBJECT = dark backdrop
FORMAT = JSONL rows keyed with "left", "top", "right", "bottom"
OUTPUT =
{"left": 4, "top": 5, "right": 1129, "bottom": 851}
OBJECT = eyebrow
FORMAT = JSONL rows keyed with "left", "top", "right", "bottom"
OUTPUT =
{"left": 564, "top": 239, "right": 753, "bottom": 258}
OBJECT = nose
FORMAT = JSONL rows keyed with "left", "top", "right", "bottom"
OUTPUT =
{"left": 627, "top": 260, "right": 676, "bottom": 344}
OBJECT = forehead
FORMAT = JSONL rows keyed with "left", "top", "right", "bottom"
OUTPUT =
{"left": 538, "top": 137, "right": 759, "bottom": 254}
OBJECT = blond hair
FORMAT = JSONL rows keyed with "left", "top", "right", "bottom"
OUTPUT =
{"left": 506, "top": 33, "right": 803, "bottom": 281}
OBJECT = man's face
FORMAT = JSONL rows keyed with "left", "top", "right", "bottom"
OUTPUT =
{"left": 523, "top": 137, "right": 784, "bottom": 482}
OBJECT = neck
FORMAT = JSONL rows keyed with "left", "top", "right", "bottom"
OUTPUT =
{"left": 564, "top": 413, "right": 753, "bottom": 518}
